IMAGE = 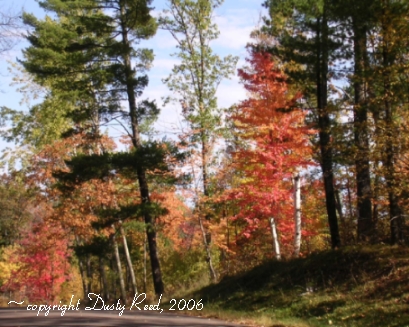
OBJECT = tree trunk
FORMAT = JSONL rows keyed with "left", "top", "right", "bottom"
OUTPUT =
{"left": 270, "top": 217, "right": 281, "bottom": 260}
{"left": 119, "top": 221, "right": 138, "bottom": 294}
{"left": 118, "top": 2, "right": 164, "bottom": 296}
{"left": 143, "top": 232, "right": 147, "bottom": 294}
{"left": 293, "top": 173, "right": 302, "bottom": 257}
{"left": 110, "top": 258, "right": 117, "bottom": 299}
{"left": 74, "top": 228, "right": 88, "bottom": 296}
{"left": 99, "top": 257, "right": 110, "bottom": 301}
{"left": 335, "top": 188, "right": 344, "bottom": 224}
{"left": 346, "top": 178, "right": 354, "bottom": 223}
{"left": 112, "top": 225, "right": 127, "bottom": 304}
{"left": 372, "top": 107, "right": 382, "bottom": 242}
{"left": 353, "top": 17, "right": 374, "bottom": 242}
{"left": 316, "top": 7, "right": 341, "bottom": 248}
{"left": 200, "top": 133, "right": 217, "bottom": 283}
{"left": 385, "top": 102, "right": 403, "bottom": 244}
{"left": 198, "top": 215, "right": 217, "bottom": 282}
{"left": 77, "top": 256, "right": 88, "bottom": 298}
{"left": 225, "top": 208, "right": 230, "bottom": 275}
{"left": 86, "top": 254, "right": 92, "bottom": 294}
{"left": 380, "top": 5, "right": 404, "bottom": 244}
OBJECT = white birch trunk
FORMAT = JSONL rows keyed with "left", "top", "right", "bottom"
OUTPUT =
{"left": 75, "top": 236, "right": 88, "bottom": 297}
{"left": 293, "top": 173, "right": 302, "bottom": 258}
{"left": 270, "top": 217, "right": 281, "bottom": 260}
{"left": 199, "top": 216, "right": 217, "bottom": 282}
{"left": 119, "top": 220, "right": 138, "bottom": 294}
{"left": 112, "top": 224, "right": 127, "bottom": 304}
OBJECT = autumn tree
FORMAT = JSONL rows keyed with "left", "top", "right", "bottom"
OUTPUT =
{"left": 330, "top": 0, "right": 409, "bottom": 244}
{"left": 224, "top": 50, "right": 313, "bottom": 260}
{"left": 0, "top": 174, "right": 34, "bottom": 247}
{"left": 160, "top": 0, "right": 238, "bottom": 282}
{"left": 262, "top": 0, "right": 342, "bottom": 248}
{"left": 322, "top": 0, "right": 376, "bottom": 241}
{"left": 371, "top": 0, "right": 409, "bottom": 244}
{"left": 2, "top": 220, "right": 72, "bottom": 303}
{"left": 13, "top": 0, "right": 173, "bottom": 296}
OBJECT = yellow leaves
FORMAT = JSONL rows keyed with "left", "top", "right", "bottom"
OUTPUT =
{"left": 0, "top": 245, "right": 20, "bottom": 284}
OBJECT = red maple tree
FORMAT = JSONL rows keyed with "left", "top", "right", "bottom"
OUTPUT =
{"left": 225, "top": 50, "right": 314, "bottom": 255}
{"left": 3, "top": 220, "right": 71, "bottom": 303}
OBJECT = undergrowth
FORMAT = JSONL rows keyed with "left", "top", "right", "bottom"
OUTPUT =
{"left": 173, "top": 245, "right": 409, "bottom": 327}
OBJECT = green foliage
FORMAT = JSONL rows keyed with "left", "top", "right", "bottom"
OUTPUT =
{"left": 160, "top": 0, "right": 238, "bottom": 146}
{"left": 53, "top": 142, "right": 171, "bottom": 185}
{"left": 93, "top": 203, "right": 169, "bottom": 228}
{"left": 8, "top": 0, "right": 170, "bottom": 297}
{"left": 263, "top": 0, "right": 344, "bottom": 98}
{"left": 2, "top": 0, "right": 159, "bottom": 150}
{"left": 0, "top": 175, "right": 34, "bottom": 247}
{"left": 161, "top": 248, "right": 209, "bottom": 294}
{"left": 0, "top": 99, "right": 74, "bottom": 149}
{"left": 73, "top": 235, "right": 111, "bottom": 258}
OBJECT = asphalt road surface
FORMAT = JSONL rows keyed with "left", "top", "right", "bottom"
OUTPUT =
{"left": 0, "top": 308, "right": 243, "bottom": 326}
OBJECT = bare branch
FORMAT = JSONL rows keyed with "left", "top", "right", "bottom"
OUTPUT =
{"left": 0, "top": 1, "right": 22, "bottom": 54}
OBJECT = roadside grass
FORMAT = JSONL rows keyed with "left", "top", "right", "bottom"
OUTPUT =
{"left": 171, "top": 245, "right": 409, "bottom": 327}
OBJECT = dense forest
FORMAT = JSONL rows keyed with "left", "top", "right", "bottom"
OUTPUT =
{"left": 0, "top": 0, "right": 409, "bottom": 307}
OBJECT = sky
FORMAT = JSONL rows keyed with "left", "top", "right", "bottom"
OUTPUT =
{"left": 0, "top": 0, "right": 267, "bottom": 152}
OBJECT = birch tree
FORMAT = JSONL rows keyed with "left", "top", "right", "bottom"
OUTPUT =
{"left": 293, "top": 173, "right": 301, "bottom": 257}
{"left": 264, "top": 0, "right": 342, "bottom": 248}
{"left": 160, "top": 0, "right": 238, "bottom": 282}
{"left": 225, "top": 50, "right": 313, "bottom": 259}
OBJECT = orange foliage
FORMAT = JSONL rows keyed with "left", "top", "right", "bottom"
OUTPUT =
{"left": 222, "top": 50, "right": 315, "bottom": 259}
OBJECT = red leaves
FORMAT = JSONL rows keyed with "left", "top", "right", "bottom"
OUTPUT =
{"left": 225, "top": 50, "right": 314, "bottom": 252}
{"left": 2, "top": 221, "right": 71, "bottom": 303}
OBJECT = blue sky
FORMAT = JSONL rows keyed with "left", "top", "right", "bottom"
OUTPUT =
{"left": 0, "top": 0, "right": 267, "bottom": 151}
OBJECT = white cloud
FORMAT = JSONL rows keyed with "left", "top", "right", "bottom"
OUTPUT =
{"left": 151, "top": 58, "right": 179, "bottom": 71}
{"left": 213, "top": 16, "right": 253, "bottom": 50}
{"left": 212, "top": 7, "right": 266, "bottom": 51}
{"left": 146, "top": 29, "right": 178, "bottom": 50}
{"left": 217, "top": 79, "right": 246, "bottom": 109}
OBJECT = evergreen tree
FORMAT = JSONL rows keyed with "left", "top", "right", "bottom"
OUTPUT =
{"left": 15, "top": 0, "right": 167, "bottom": 295}
{"left": 263, "top": 0, "right": 341, "bottom": 248}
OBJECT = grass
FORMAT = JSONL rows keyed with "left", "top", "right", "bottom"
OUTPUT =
{"left": 171, "top": 245, "right": 409, "bottom": 327}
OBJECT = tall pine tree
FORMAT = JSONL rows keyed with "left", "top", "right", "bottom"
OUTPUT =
{"left": 19, "top": 0, "right": 167, "bottom": 295}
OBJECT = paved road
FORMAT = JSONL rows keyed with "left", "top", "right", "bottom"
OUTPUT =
{"left": 0, "top": 308, "right": 243, "bottom": 326}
